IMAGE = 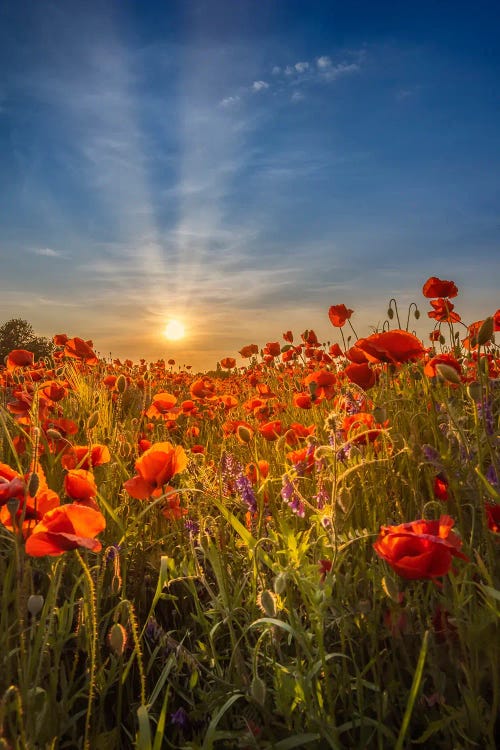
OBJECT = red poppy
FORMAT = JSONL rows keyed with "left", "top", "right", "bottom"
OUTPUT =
{"left": 422, "top": 277, "right": 458, "bottom": 299}
{"left": 424, "top": 353, "right": 462, "bottom": 380}
{"left": 53, "top": 333, "right": 69, "bottom": 346}
{"left": 258, "top": 420, "right": 284, "bottom": 441}
{"left": 328, "top": 343, "right": 344, "bottom": 358}
{"left": 245, "top": 460, "right": 270, "bottom": 484}
{"left": 220, "top": 357, "right": 236, "bottom": 369}
{"left": 124, "top": 441, "right": 188, "bottom": 500}
{"left": 64, "top": 469, "right": 98, "bottom": 508}
{"left": 485, "top": 503, "right": 500, "bottom": 533}
{"left": 283, "top": 331, "right": 294, "bottom": 343}
{"left": 25, "top": 504, "right": 106, "bottom": 556}
{"left": 373, "top": 515, "right": 468, "bottom": 580}
{"left": 328, "top": 304, "right": 354, "bottom": 328}
{"left": 494, "top": 309, "right": 500, "bottom": 332}
{"left": 238, "top": 344, "right": 259, "bottom": 358}
{"left": 354, "top": 330, "right": 426, "bottom": 365}
{"left": 263, "top": 342, "right": 281, "bottom": 358}
{"left": 293, "top": 392, "right": 313, "bottom": 409}
{"left": 427, "top": 298, "right": 461, "bottom": 323}
{"left": 61, "top": 444, "right": 111, "bottom": 471}
{"left": 433, "top": 475, "right": 449, "bottom": 502}
{"left": 146, "top": 392, "right": 178, "bottom": 418}
{"left": 344, "top": 362, "right": 377, "bottom": 390}
{"left": 190, "top": 378, "right": 216, "bottom": 399}
{"left": 6, "top": 349, "right": 35, "bottom": 372}
{"left": 303, "top": 369, "right": 337, "bottom": 401}
{"left": 342, "top": 412, "right": 385, "bottom": 444}
{"left": 63, "top": 337, "right": 99, "bottom": 365}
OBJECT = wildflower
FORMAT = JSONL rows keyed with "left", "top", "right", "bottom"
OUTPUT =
{"left": 25, "top": 504, "right": 106, "bottom": 556}
{"left": 235, "top": 474, "right": 257, "bottom": 512}
{"left": 64, "top": 469, "right": 99, "bottom": 509}
{"left": 328, "top": 304, "right": 354, "bottom": 327}
{"left": 354, "top": 330, "right": 426, "bottom": 365}
{"left": 124, "top": 442, "right": 187, "bottom": 500}
{"left": 422, "top": 277, "right": 458, "bottom": 299}
{"left": 220, "top": 357, "right": 236, "bottom": 369}
{"left": 427, "top": 298, "right": 461, "bottom": 323}
{"left": 485, "top": 503, "right": 500, "bottom": 534}
{"left": 170, "top": 707, "right": 190, "bottom": 730}
{"left": 433, "top": 474, "right": 449, "bottom": 502}
{"left": 373, "top": 515, "right": 468, "bottom": 580}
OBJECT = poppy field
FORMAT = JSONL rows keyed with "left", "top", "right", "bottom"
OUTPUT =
{"left": 0, "top": 277, "right": 499, "bottom": 749}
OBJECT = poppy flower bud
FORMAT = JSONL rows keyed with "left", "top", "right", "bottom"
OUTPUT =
{"left": 435, "top": 363, "right": 462, "bottom": 385}
{"left": 27, "top": 472, "right": 39, "bottom": 498}
{"left": 273, "top": 573, "right": 287, "bottom": 595}
{"left": 236, "top": 425, "right": 252, "bottom": 444}
{"left": 87, "top": 411, "right": 99, "bottom": 430}
{"left": 46, "top": 428, "right": 63, "bottom": 441}
{"left": 372, "top": 406, "right": 386, "bottom": 423}
{"left": 108, "top": 623, "right": 128, "bottom": 656}
{"left": 28, "top": 594, "right": 44, "bottom": 617}
{"left": 7, "top": 497, "right": 20, "bottom": 520}
{"left": 467, "top": 381, "right": 482, "bottom": 402}
{"left": 250, "top": 675, "right": 266, "bottom": 706}
{"left": 387, "top": 308, "right": 394, "bottom": 320}
{"left": 477, "top": 317, "right": 494, "bottom": 346}
{"left": 414, "top": 308, "right": 420, "bottom": 320}
{"left": 257, "top": 590, "right": 277, "bottom": 617}
{"left": 116, "top": 375, "right": 127, "bottom": 393}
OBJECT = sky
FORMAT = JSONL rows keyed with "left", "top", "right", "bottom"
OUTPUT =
{"left": 1, "top": 0, "right": 499, "bottom": 370}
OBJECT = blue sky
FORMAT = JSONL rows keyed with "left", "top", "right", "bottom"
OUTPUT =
{"left": 1, "top": 0, "right": 499, "bottom": 369}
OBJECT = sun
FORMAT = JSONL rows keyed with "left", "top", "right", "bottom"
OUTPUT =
{"left": 163, "top": 319, "right": 186, "bottom": 341}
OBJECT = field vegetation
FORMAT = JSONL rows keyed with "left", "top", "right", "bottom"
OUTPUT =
{"left": 0, "top": 277, "right": 499, "bottom": 749}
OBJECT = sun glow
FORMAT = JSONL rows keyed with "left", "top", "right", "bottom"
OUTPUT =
{"left": 163, "top": 319, "right": 186, "bottom": 341}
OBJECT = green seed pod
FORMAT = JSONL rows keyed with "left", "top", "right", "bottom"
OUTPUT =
{"left": 257, "top": 590, "right": 277, "bottom": 618}
{"left": 250, "top": 675, "right": 266, "bottom": 706}
{"left": 236, "top": 425, "right": 252, "bottom": 444}
{"left": 28, "top": 594, "right": 44, "bottom": 617}
{"left": 273, "top": 573, "right": 287, "bottom": 595}
{"left": 372, "top": 406, "right": 386, "bottom": 423}
{"left": 477, "top": 317, "right": 494, "bottom": 346}
{"left": 435, "top": 363, "right": 462, "bottom": 385}
{"left": 108, "top": 623, "right": 128, "bottom": 656}
{"left": 116, "top": 375, "right": 127, "bottom": 393}
{"left": 87, "top": 411, "right": 99, "bottom": 430}
{"left": 46, "top": 428, "right": 63, "bottom": 441}
{"left": 467, "top": 381, "right": 482, "bottom": 401}
{"left": 28, "top": 472, "right": 40, "bottom": 498}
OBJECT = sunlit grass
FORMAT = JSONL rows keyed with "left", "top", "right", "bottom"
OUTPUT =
{"left": 0, "top": 279, "right": 498, "bottom": 749}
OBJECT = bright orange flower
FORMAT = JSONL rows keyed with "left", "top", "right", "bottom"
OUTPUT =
{"left": 124, "top": 441, "right": 188, "bottom": 500}
{"left": 283, "top": 330, "right": 294, "bottom": 343}
{"left": 493, "top": 309, "right": 500, "bottom": 332}
{"left": 6, "top": 349, "right": 34, "bottom": 371}
{"left": 422, "top": 277, "right": 458, "bottom": 299}
{"left": 160, "top": 487, "right": 187, "bottom": 520}
{"left": 220, "top": 357, "right": 236, "bottom": 369}
{"left": 354, "top": 330, "right": 426, "bottom": 365}
{"left": 329, "top": 343, "right": 344, "bottom": 358}
{"left": 0, "top": 464, "right": 60, "bottom": 534}
{"left": 263, "top": 342, "right": 281, "bottom": 358}
{"left": 245, "top": 460, "right": 270, "bottom": 484}
{"left": 342, "top": 412, "right": 385, "bottom": 444}
{"left": 328, "top": 304, "right": 354, "bottom": 328}
{"left": 146, "top": 392, "right": 178, "bottom": 418}
{"left": 373, "top": 515, "right": 468, "bottom": 580}
{"left": 190, "top": 377, "right": 216, "bottom": 399}
{"left": 427, "top": 298, "right": 461, "bottom": 323}
{"left": 61, "top": 444, "right": 111, "bottom": 470}
{"left": 63, "top": 337, "right": 99, "bottom": 365}
{"left": 64, "top": 469, "right": 98, "bottom": 507}
{"left": 303, "top": 369, "right": 336, "bottom": 400}
{"left": 53, "top": 333, "right": 69, "bottom": 346}
{"left": 293, "top": 392, "right": 313, "bottom": 409}
{"left": 25, "top": 504, "right": 106, "bottom": 557}
{"left": 258, "top": 420, "right": 284, "bottom": 441}
{"left": 239, "top": 344, "right": 259, "bottom": 358}
{"left": 344, "top": 362, "right": 377, "bottom": 390}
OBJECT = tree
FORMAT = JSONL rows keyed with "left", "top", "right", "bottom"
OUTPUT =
{"left": 0, "top": 318, "right": 54, "bottom": 364}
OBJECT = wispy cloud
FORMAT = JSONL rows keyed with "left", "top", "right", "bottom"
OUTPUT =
{"left": 251, "top": 80, "right": 269, "bottom": 92}
{"left": 32, "top": 247, "right": 64, "bottom": 258}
